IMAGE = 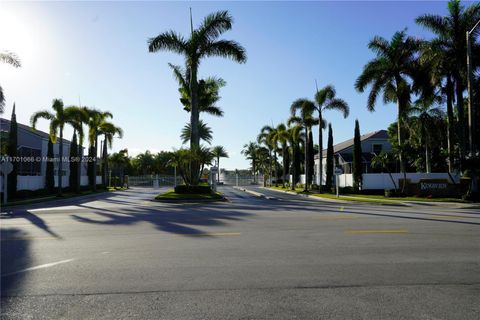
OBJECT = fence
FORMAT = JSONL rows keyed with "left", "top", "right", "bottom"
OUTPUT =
{"left": 128, "top": 175, "right": 183, "bottom": 188}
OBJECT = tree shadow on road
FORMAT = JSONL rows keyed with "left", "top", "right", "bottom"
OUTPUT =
{"left": 1, "top": 212, "right": 62, "bottom": 239}
{"left": 1, "top": 228, "right": 31, "bottom": 297}
{"left": 71, "top": 202, "right": 252, "bottom": 237}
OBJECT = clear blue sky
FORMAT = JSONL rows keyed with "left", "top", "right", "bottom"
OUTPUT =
{"left": 1, "top": 1, "right": 451, "bottom": 169}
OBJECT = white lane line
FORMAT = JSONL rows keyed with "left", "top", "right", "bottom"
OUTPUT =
{"left": 1, "top": 258, "right": 75, "bottom": 277}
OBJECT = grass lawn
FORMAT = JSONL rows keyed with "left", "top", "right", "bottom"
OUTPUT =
{"left": 342, "top": 194, "right": 469, "bottom": 203}
{"left": 155, "top": 189, "right": 224, "bottom": 201}
{"left": 266, "top": 186, "right": 468, "bottom": 205}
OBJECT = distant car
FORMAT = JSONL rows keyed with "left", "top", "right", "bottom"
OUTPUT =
{"left": 217, "top": 181, "right": 224, "bottom": 185}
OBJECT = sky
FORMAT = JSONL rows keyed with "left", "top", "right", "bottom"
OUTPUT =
{"left": 0, "top": 1, "right": 454, "bottom": 170}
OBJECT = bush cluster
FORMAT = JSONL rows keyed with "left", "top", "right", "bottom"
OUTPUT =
{"left": 174, "top": 185, "right": 212, "bottom": 194}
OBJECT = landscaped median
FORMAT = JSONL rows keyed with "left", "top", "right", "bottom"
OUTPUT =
{"left": 155, "top": 184, "right": 225, "bottom": 202}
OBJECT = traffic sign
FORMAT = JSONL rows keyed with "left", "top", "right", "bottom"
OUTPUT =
{"left": 0, "top": 161, "right": 13, "bottom": 175}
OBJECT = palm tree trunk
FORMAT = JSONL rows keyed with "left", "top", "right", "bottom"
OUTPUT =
{"left": 58, "top": 128, "right": 63, "bottom": 196}
{"left": 282, "top": 145, "right": 287, "bottom": 188}
{"left": 102, "top": 138, "right": 108, "bottom": 187}
{"left": 217, "top": 156, "right": 220, "bottom": 183}
{"left": 455, "top": 72, "right": 466, "bottom": 166}
{"left": 291, "top": 144, "right": 296, "bottom": 190}
{"left": 93, "top": 134, "right": 98, "bottom": 192}
{"left": 304, "top": 127, "right": 309, "bottom": 192}
{"left": 274, "top": 150, "right": 278, "bottom": 187}
{"left": 77, "top": 144, "right": 82, "bottom": 193}
{"left": 318, "top": 112, "right": 323, "bottom": 192}
{"left": 446, "top": 76, "right": 455, "bottom": 173}
{"left": 189, "top": 65, "right": 200, "bottom": 185}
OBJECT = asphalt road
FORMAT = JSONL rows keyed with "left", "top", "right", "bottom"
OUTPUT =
{"left": 1, "top": 186, "right": 479, "bottom": 319}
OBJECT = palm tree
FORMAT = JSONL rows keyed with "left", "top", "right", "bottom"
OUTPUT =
{"left": 416, "top": 0, "right": 480, "bottom": 161}
{"left": 0, "top": 51, "right": 21, "bottom": 114}
{"left": 287, "top": 125, "right": 303, "bottom": 190}
{"left": 257, "top": 125, "right": 278, "bottom": 186}
{"left": 314, "top": 85, "right": 349, "bottom": 191}
{"left": 83, "top": 108, "right": 113, "bottom": 191}
{"left": 149, "top": 10, "right": 247, "bottom": 185}
{"left": 63, "top": 105, "right": 88, "bottom": 192}
{"left": 419, "top": 41, "right": 457, "bottom": 172}
{"left": 242, "top": 141, "right": 259, "bottom": 183}
{"left": 31, "top": 99, "right": 75, "bottom": 196}
{"left": 289, "top": 99, "right": 316, "bottom": 191}
{"left": 99, "top": 121, "right": 123, "bottom": 187}
{"left": 274, "top": 123, "right": 290, "bottom": 188}
{"left": 407, "top": 96, "right": 445, "bottom": 173}
{"left": 355, "top": 30, "right": 424, "bottom": 177}
{"left": 256, "top": 146, "right": 271, "bottom": 187}
{"left": 211, "top": 145, "right": 229, "bottom": 183}
{"left": 169, "top": 63, "right": 226, "bottom": 117}
{"left": 371, "top": 152, "right": 397, "bottom": 191}
{"left": 181, "top": 120, "right": 213, "bottom": 145}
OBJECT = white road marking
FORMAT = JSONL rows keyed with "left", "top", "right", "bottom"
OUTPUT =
{"left": 1, "top": 258, "right": 75, "bottom": 277}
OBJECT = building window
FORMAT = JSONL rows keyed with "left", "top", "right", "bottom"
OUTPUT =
{"left": 17, "top": 146, "right": 42, "bottom": 176}
{"left": 372, "top": 144, "right": 383, "bottom": 155}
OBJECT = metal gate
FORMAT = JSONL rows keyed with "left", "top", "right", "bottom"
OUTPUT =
{"left": 128, "top": 175, "right": 183, "bottom": 188}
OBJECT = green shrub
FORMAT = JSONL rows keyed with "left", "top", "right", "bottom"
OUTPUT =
{"left": 174, "top": 185, "right": 212, "bottom": 194}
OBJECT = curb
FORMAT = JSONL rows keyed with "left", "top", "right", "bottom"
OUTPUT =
{"left": 233, "top": 186, "right": 276, "bottom": 200}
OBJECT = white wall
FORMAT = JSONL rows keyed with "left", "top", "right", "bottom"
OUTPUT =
{"left": 0, "top": 175, "right": 103, "bottom": 191}
{"left": 338, "top": 172, "right": 460, "bottom": 190}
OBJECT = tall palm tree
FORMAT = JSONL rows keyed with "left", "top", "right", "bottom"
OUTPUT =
{"left": 419, "top": 41, "right": 457, "bottom": 172}
{"left": 290, "top": 99, "right": 316, "bottom": 191}
{"left": 242, "top": 141, "right": 259, "bottom": 183}
{"left": 407, "top": 96, "right": 445, "bottom": 173}
{"left": 31, "top": 99, "right": 75, "bottom": 196}
{"left": 274, "top": 123, "right": 290, "bottom": 188}
{"left": 0, "top": 51, "right": 21, "bottom": 114}
{"left": 83, "top": 108, "right": 113, "bottom": 191}
{"left": 63, "top": 105, "right": 88, "bottom": 192}
{"left": 355, "top": 30, "right": 423, "bottom": 176}
{"left": 169, "top": 63, "right": 226, "bottom": 117}
{"left": 211, "top": 145, "right": 229, "bottom": 183}
{"left": 99, "top": 121, "right": 123, "bottom": 187}
{"left": 257, "top": 125, "right": 278, "bottom": 186}
{"left": 181, "top": 120, "right": 213, "bottom": 145}
{"left": 314, "top": 85, "right": 349, "bottom": 191}
{"left": 287, "top": 125, "right": 303, "bottom": 190}
{"left": 149, "top": 10, "right": 247, "bottom": 185}
{"left": 416, "top": 0, "right": 480, "bottom": 160}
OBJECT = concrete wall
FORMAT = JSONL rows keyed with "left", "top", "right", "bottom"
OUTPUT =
{"left": 337, "top": 173, "right": 460, "bottom": 190}
{"left": 0, "top": 175, "right": 102, "bottom": 191}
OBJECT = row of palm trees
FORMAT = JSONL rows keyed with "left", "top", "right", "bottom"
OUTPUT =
{"left": 356, "top": 0, "right": 480, "bottom": 175}
{"left": 30, "top": 99, "right": 123, "bottom": 196}
{"left": 148, "top": 10, "right": 246, "bottom": 186}
{"left": 244, "top": 0, "right": 480, "bottom": 194}
{"left": 243, "top": 84, "right": 349, "bottom": 192}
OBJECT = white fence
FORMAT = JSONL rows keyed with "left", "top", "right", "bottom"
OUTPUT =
{"left": 0, "top": 175, "right": 102, "bottom": 191}
{"left": 338, "top": 173, "right": 460, "bottom": 190}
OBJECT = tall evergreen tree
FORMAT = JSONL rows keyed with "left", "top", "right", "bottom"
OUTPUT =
{"left": 69, "top": 131, "right": 78, "bottom": 191}
{"left": 308, "top": 130, "right": 314, "bottom": 185}
{"left": 7, "top": 104, "right": 17, "bottom": 199}
{"left": 352, "top": 119, "right": 363, "bottom": 192}
{"left": 88, "top": 146, "right": 94, "bottom": 187}
{"left": 326, "top": 124, "right": 334, "bottom": 191}
{"left": 46, "top": 138, "right": 55, "bottom": 193}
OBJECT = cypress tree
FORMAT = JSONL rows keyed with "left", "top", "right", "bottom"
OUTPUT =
{"left": 326, "top": 124, "right": 334, "bottom": 191}
{"left": 88, "top": 146, "right": 95, "bottom": 188}
{"left": 46, "top": 138, "right": 55, "bottom": 193}
{"left": 7, "top": 104, "right": 17, "bottom": 200}
{"left": 308, "top": 130, "right": 314, "bottom": 185}
{"left": 69, "top": 131, "right": 78, "bottom": 192}
{"left": 352, "top": 119, "right": 363, "bottom": 192}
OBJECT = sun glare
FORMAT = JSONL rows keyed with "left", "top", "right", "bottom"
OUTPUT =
{"left": 0, "top": 4, "right": 37, "bottom": 66}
